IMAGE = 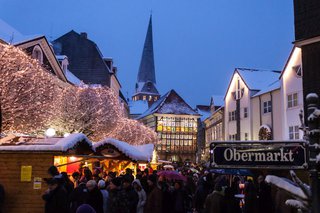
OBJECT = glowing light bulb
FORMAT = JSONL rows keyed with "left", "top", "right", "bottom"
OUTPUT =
{"left": 64, "top": 133, "right": 70, "bottom": 137}
{"left": 45, "top": 128, "right": 56, "bottom": 137}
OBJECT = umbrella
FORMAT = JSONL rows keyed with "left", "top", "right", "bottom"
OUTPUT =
{"left": 163, "top": 165, "right": 174, "bottom": 170}
{"left": 157, "top": 170, "right": 187, "bottom": 181}
{"left": 210, "top": 169, "right": 253, "bottom": 176}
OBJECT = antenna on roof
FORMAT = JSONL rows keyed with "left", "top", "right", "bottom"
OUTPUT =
{"left": 9, "top": 32, "right": 14, "bottom": 45}
{"left": 236, "top": 67, "right": 281, "bottom": 73}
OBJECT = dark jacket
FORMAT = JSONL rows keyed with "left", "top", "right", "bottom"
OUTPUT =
{"left": 172, "top": 188, "right": 188, "bottom": 213}
{"left": 42, "top": 186, "right": 68, "bottom": 213}
{"left": 69, "top": 182, "right": 88, "bottom": 213}
{"left": 108, "top": 188, "right": 130, "bottom": 213}
{"left": 204, "top": 191, "right": 225, "bottom": 213}
{"left": 257, "top": 182, "right": 273, "bottom": 213}
{"left": 124, "top": 186, "right": 139, "bottom": 213}
{"left": 194, "top": 178, "right": 212, "bottom": 211}
{"left": 86, "top": 187, "right": 103, "bottom": 213}
{"left": 144, "top": 185, "right": 163, "bottom": 213}
{"left": 0, "top": 184, "right": 4, "bottom": 213}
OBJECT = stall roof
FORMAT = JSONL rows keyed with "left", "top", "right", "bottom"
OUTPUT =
{"left": 0, "top": 133, "right": 92, "bottom": 152}
{"left": 0, "top": 134, "right": 154, "bottom": 162}
{"left": 93, "top": 138, "right": 154, "bottom": 162}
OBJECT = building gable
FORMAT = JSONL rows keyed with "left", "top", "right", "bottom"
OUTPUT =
{"left": 53, "top": 30, "right": 111, "bottom": 86}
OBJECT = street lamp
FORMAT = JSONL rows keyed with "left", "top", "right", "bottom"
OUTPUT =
{"left": 45, "top": 128, "right": 56, "bottom": 137}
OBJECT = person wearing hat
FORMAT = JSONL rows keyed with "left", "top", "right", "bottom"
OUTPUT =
{"left": 144, "top": 175, "right": 162, "bottom": 213}
{"left": 85, "top": 180, "right": 103, "bottom": 213}
{"left": 122, "top": 176, "right": 138, "bottom": 213}
{"left": 42, "top": 178, "right": 68, "bottom": 213}
{"left": 107, "top": 177, "right": 129, "bottom": 213}
{"left": 132, "top": 179, "right": 146, "bottom": 213}
{"left": 203, "top": 181, "right": 226, "bottom": 213}
{"left": 98, "top": 180, "right": 109, "bottom": 213}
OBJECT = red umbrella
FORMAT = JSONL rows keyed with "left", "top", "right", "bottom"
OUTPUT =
{"left": 157, "top": 170, "right": 187, "bottom": 181}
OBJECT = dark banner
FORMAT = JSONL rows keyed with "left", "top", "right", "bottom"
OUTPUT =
{"left": 210, "top": 141, "right": 308, "bottom": 169}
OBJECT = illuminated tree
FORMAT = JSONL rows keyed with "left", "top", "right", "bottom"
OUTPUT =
{"left": 0, "top": 43, "right": 157, "bottom": 145}
{"left": 0, "top": 43, "right": 66, "bottom": 134}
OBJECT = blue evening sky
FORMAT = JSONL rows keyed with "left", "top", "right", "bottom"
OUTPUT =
{"left": 0, "top": 0, "right": 294, "bottom": 107}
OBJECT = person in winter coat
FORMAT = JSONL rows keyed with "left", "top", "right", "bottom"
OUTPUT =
{"left": 224, "top": 187, "right": 241, "bottom": 213}
{"left": 203, "top": 182, "right": 226, "bottom": 213}
{"left": 172, "top": 181, "right": 188, "bottom": 213}
{"left": 108, "top": 177, "right": 130, "bottom": 213}
{"left": 98, "top": 180, "right": 109, "bottom": 213}
{"left": 244, "top": 180, "right": 258, "bottom": 213}
{"left": 42, "top": 178, "right": 68, "bottom": 213}
{"left": 132, "top": 179, "right": 147, "bottom": 213}
{"left": 69, "top": 180, "right": 88, "bottom": 213}
{"left": 123, "top": 176, "right": 139, "bottom": 213}
{"left": 194, "top": 173, "right": 213, "bottom": 213}
{"left": 144, "top": 175, "right": 162, "bottom": 213}
{"left": 257, "top": 175, "right": 273, "bottom": 213}
{"left": 86, "top": 180, "right": 103, "bottom": 213}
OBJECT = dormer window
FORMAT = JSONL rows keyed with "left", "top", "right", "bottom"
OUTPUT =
{"left": 32, "top": 45, "right": 43, "bottom": 64}
{"left": 293, "top": 65, "right": 302, "bottom": 77}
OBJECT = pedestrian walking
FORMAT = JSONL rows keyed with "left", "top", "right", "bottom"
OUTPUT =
{"left": 108, "top": 177, "right": 130, "bottom": 213}
{"left": 257, "top": 175, "right": 273, "bottom": 213}
{"left": 132, "top": 179, "right": 147, "bottom": 213}
{"left": 244, "top": 179, "right": 258, "bottom": 213}
{"left": 172, "top": 181, "right": 188, "bottom": 213}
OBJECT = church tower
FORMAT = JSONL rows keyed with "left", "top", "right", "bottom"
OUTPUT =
{"left": 132, "top": 15, "right": 160, "bottom": 106}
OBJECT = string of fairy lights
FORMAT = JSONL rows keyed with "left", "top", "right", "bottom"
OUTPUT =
{"left": 0, "top": 43, "right": 157, "bottom": 145}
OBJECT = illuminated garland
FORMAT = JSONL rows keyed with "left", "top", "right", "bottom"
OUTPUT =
{"left": 0, "top": 44, "right": 158, "bottom": 145}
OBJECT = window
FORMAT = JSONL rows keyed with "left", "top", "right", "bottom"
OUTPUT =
{"left": 293, "top": 65, "right": 302, "bottom": 77}
{"left": 32, "top": 45, "right": 43, "bottom": 64}
{"left": 244, "top": 107, "right": 248, "bottom": 118}
{"left": 229, "top": 134, "right": 237, "bottom": 141}
{"left": 289, "top": 126, "right": 300, "bottom": 140}
{"left": 288, "top": 93, "right": 298, "bottom": 108}
{"left": 263, "top": 101, "right": 272, "bottom": 113}
{"left": 244, "top": 133, "right": 248, "bottom": 141}
{"left": 229, "top": 111, "right": 236, "bottom": 121}
{"left": 235, "top": 78, "right": 242, "bottom": 100}
{"left": 143, "top": 95, "right": 146, "bottom": 101}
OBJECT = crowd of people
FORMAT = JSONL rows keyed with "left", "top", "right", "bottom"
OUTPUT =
{"left": 42, "top": 165, "right": 298, "bottom": 213}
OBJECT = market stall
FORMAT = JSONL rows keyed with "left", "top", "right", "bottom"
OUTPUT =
{"left": 0, "top": 133, "right": 154, "bottom": 213}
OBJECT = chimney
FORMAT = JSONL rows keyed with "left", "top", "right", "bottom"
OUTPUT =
{"left": 80, "top": 32, "right": 87, "bottom": 39}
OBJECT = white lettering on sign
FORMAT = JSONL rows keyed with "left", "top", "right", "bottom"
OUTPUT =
{"left": 223, "top": 148, "right": 294, "bottom": 162}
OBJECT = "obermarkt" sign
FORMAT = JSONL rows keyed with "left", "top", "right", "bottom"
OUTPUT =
{"left": 210, "top": 141, "right": 308, "bottom": 169}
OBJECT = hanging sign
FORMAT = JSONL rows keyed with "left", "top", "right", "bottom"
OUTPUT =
{"left": 20, "top": 165, "right": 32, "bottom": 182}
{"left": 210, "top": 141, "right": 308, "bottom": 169}
{"left": 33, "top": 177, "right": 42, "bottom": 190}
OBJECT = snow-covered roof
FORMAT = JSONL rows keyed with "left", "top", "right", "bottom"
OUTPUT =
{"left": 137, "top": 90, "right": 199, "bottom": 119}
{"left": 0, "top": 133, "right": 91, "bottom": 152}
{"left": 237, "top": 68, "right": 280, "bottom": 91}
{"left": 251, "top": 81, "right": 280, "bottom": 97}
{"left": 56, "top": 55, "right": 68, "bottom": 60}
{"left": 129, "top": 100, "right": 149, "bottom": 115}
{"left": 0, "top": 18, "right": 42, "bottom": 45}
{"left": 66, "top": 69, "right": 82, "bottom": 86}
{"left": 93, "top": 138, "right": 154, "bottom": 161}
{"left": 0, "top": 133, "right": 154, "bottom": 162}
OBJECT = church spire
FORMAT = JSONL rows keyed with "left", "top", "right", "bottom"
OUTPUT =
{"left": 133, "top": 15, "right": 160, "bottom": 106}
